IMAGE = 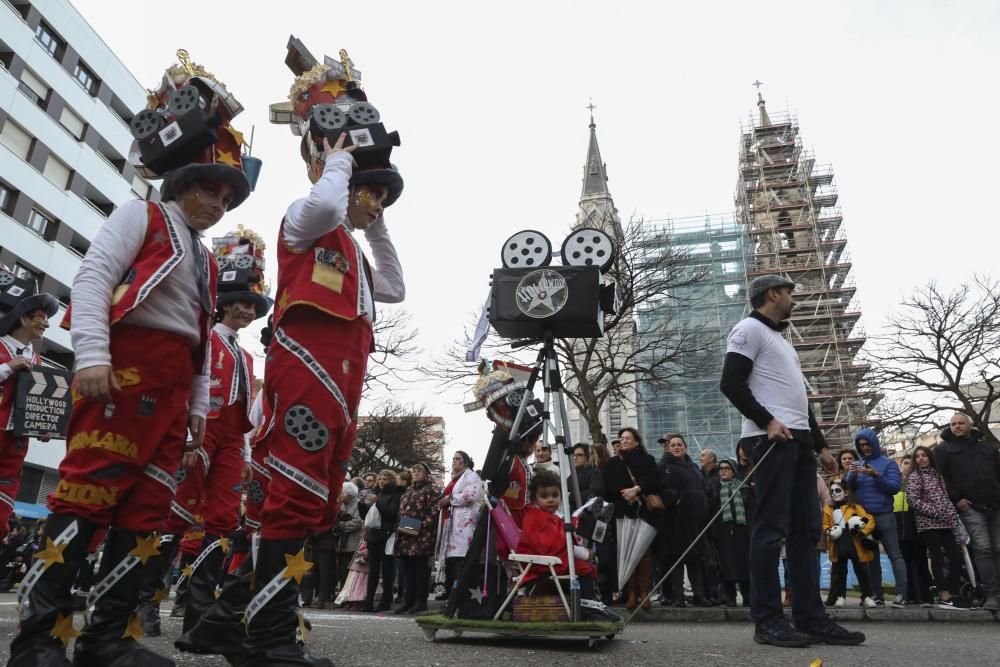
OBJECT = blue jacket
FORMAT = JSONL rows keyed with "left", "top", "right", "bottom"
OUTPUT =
{"left": 846, "top": 428, "right": 901, "bottom": 514}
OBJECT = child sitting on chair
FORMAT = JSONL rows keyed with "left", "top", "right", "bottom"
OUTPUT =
{"left": 516, "top": 471, "right": 619, "bottom": 621}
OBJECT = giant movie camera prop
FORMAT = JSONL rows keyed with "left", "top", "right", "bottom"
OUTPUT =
{"left": 307, "top": 82, "right": 401, "bottom": 171}
{"left": 488, "top": 228, "right": 618, "bottom": 340}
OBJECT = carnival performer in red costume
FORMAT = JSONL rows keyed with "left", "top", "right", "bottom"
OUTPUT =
{"left": 0, "top": 273, "right": 58, "bottom": 538}
{"left": 178, "top": 40, "right": 403, "bottom": 667}
{"left": 136, "top": 228, "right": 270, "bottom": 637}
{"left": 8, "top": 51, "right": 256, "bottom": 667}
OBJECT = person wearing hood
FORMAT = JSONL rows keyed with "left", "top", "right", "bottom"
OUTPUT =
{"left": 935, "top": 413, "right": 1000, "bottom": 612}
{"left": 846, "top": 427, "right": 907, "bottom": 607}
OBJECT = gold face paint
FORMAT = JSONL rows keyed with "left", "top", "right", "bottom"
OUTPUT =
{"left": 179, "top": 192, "right": 202, "bottom": 219}
{"left": 353, "top": 187, "right": 377, "bottom": 211}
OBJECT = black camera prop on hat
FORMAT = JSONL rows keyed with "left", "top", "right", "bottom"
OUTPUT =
{"left": 487, "top": 228, "right": 618, "bottom": 340}
{"left": 129, "top": 80, "right": 223, "bottom": 176}
{"left": 309, "top": 98, "right": 400, "bottom": 171}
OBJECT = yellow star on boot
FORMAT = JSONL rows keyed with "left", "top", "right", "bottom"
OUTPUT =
{"left": 282, "top": 549, "right": 313, "bottom": 585}
{"left": 129, "top": 534, "right": 161, "bottom": 565}
{"left": 298, "top": 609, "right": 310, "bottom": 642}
{"left": 181, "top": 564, "right": 193, "bottom": 579}
{"left": 218, "top": 537, "right": 232, "bottom": 554}
{"left": 50, "top": 612, "right": 79, "bottom": 646}
{"left": 122, "top": 612, "right": 144, "bottom": 641}
{"left": 36, "top": 538, "right": 69, "bottom": 572}
{"left": 152, "top": 587, "right": 169, "bottom": 604}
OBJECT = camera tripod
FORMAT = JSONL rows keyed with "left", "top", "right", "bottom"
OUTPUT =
{"left": 445, "top": 331, "right": 585, "bottom": 622}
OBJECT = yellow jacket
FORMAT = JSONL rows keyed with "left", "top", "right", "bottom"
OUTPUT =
{"left": 822, "top": 503, "right": 876, "bottom": 563}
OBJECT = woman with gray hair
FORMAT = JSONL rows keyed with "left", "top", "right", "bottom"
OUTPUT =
{"left": 334, "top": 482, "right": 364, "bottom": 594}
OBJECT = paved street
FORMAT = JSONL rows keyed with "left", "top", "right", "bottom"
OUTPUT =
{"left": 0, "top": 595, "right": 998, "bottom": 666}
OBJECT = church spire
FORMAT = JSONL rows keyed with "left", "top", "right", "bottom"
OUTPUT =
{"left": 575, "top": 102, "right": 620, "bottom": 236}
{"left": 753, "top": 79, "right": 771, "bottom": 126}
{"left": 581, "top": 101, "right": 610, "bottom": 198}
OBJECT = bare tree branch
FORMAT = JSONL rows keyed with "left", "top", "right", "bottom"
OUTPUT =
{"left": 350, "top": 400, "right": 446, "bottom": 477}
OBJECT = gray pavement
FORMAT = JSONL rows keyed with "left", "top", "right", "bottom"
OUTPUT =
{"left": 1, "top": 597, "right": 998, "bottom": 666}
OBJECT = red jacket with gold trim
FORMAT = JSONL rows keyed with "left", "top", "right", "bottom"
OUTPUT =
{"left": 61, "top": 202, "right": 218, "bottom": 365}
{"left": 208, "top": 328, "right": 254, "bottom": 432}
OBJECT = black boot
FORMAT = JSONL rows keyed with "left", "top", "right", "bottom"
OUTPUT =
{"left": 181, "top": 535, "right": 227, "bottom": 634}
{"left": 174, "top": 557, "right": 252, "bottom": 663}
{"left": 71, "top": 528, "right": 175, "bottom": 667}
{"left": 8, "top": 513, "right": 97, "bottom": 667}
{"left": 169, "top": 552, "right": 194, "bottom": 618}
{"left": 135, "top": 534, "right": 179, "bottom": 637}
{"left": 242, "top": 538, "right": 333, "bottom": 667}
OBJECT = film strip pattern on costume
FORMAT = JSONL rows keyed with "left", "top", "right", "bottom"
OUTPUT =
{"left": 218, "top": 334, "right": 246, "bottom": 406}
{"left": 136, "top": 204, "right": 185, "bottom": 305}
{"left": 84, "top": 538, "right": 159, "bottom": 624}
{"left": 186, "top": 537, "right": 225, "bottom": 576}
{"left": 268, "top": 454, "right": 329, "bottom": 501}
{"left": 351, "top": 237, "right": 368, "bottom": 319}
{"left": 17, "top": 520, "right": 79, "bottom": 616}
{"left": 251, "top": 459, "right": 272, "bottom": 480}
{"left": 245, "top": 516, "right": 261, "bottom": 531}
{"left": 244, "top": 567, "right": 291, "bottom": 626}
{"left": 0, "top": 491, "right": 13, "bottom": 511}
{"left": 197, "top": 446, "right": 211, "bottom": 471}
{"left": 273, "top": 328, "right": 350, "bottom": 422}
{"left": 170, "top": 500, "right": 196, "bottom": 525}
{"left": 145, "top": 463, "right": 178, "bottom": 493}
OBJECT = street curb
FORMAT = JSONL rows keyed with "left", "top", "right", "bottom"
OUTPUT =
{"left": 619, "top": 606, "right": 999, "bottom": 624}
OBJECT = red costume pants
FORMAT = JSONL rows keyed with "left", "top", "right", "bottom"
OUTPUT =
{"left": 164, "top": 403, "right": 246, "bottom": 537}
{"left": 0, "top": 430, "right": 29, "bottom": 539}
{"left": 256, "top": 311, "right": 371, "bottom": 540}
{"left": 48, "top": 325, "right": 193, "bottom": 532}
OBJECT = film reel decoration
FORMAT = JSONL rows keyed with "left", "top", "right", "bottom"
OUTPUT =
{"left": 167, "top": 85, "right": 201, "bottom": 116}
{"left": 283, "top": 404, "right": 329, "bottom": 452}
{"left": 247, "top": 479, "right": 265, "bottom": 505}
{"left": 130, "top": 108, "right": 163, "bottom": 140}
{"left": 174, "top": 466, "right": 188, "bottom": 485}
{"left": 560, "top": 227, "right": 615, "bottom": 273}
{"left": 312, "top": 104, "right": 348, "bottom": 131}
{"left": 230, "top": 254, "right": 255, "bottom": 270}
{"left": 501, "top": 230, "right": 553, "bottom": 269}
{"left": 348, "top": 102, "right": 380, "bottom": 125}
{"left": 0, "top": 272, "right": 15, "bottom": 287}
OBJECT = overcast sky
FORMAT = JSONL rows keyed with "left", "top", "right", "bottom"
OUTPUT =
{"left": 72, "top": 0, "right": 1000, "bottom": 469}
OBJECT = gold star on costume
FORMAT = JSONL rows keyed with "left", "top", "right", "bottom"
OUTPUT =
{"left": 122, "top": 612, "right": 144, "bottom": 641}
{"left": 215, "top": 148, "right": 241, "bottom": 168}
{"left": 128, "top": 534, "right": 161, "bottom": 565}
{"left": 50, "top": 612, "right": 79, "bottom": 646}
{"left": 182, "top": 564, "right": 193, "bottom": 579}
{"left": 152, "top": 587, "right": 168, "bottom": 604}
{"left": 218, "top": 537, "right": 232, "bottom": 554}
{"left": 298, "top": 610, "right": 310, "bottom": 642}
{"left": 223, "top": 124, "right": 245, "bottom": 147}
{"left": 214, "top": 588, "right": 222, "bottom": 600}
{"left": 36, "top": 538, "right": 68, "bottom": 572}
{"left": 283, "top": 549, "right": 313, "bottom": 585}
{"left": 320, "top": 80, "right": 347, "bottom": 99}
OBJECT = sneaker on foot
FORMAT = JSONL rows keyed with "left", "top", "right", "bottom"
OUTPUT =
{"left": 872, "top": 597, "right": 885, "bottom": 607}
{"left": 834, "top": 597, "right": 846, "bottom": 608}
{"left": 938, "top": 599, "right": 969, "bottom": 610}
{"left": 862, "top": 597, "right": 877, "bottom": 608}
{"left": 891, "top": 595, "right": 908, "bottom": 608}
{"left": 795, "top": 617, "right": 866, "bottom": 646}
{"left": 753, "top": 615, "right": 812, "bottom": 648}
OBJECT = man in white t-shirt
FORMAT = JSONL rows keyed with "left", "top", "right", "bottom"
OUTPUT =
{"left": 720, "top": 274, "right": 863, "bottom": 648}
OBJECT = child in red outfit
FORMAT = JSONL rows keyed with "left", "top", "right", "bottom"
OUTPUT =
{"left": 515, "top": 471, "right": 618, "bottom": 621}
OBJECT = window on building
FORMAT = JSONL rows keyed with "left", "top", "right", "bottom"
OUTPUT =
{"left": 26, "top": 209, "right": 52, "bottom": 237}
{"left": 17, "top": 68, "right": 49, "bottom": 108}
{"left": 59, "top": 106, "right": 86, "bottom": 140}
{"left": 42, "top": 156, "right": 71, "bottom": 189}
{"left": 13, "top": 262, "right": 41, "bottom": 284}
{"left": 73, "top": 61, "right": 99, "bottom": 96}
{"left": 0, "top": 120, "right": 34, "bottom": 161}
{"left": 0, "top": 181, "right": 16, "bottom": 215}
{"left": 34, "top": 22, "right": 66, "bottom": 59}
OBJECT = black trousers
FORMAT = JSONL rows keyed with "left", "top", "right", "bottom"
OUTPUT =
{"left": 310, "top": 548, "right": 334, "bottom": 604}
{"left": 399, "top": 556, "right": 430, "bottom": 609}
{"left": 337, "top": 550, "right": 354, "bottom": 590}
{"left": 830, "top": 557, "right": 872, "bottom": 598}
{"left": 744, "top": 434, "right": 826, "bottom": 625}
{"left": 365, "top": 540, "right": 395, "bottom": 607}
{"left": 921, "top": 528, "right": 965, "bottom": 598}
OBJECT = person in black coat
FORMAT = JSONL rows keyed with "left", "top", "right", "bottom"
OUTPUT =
{"left": 658, "top": 433, "right": 711, "bottom": 607}
{"left": 603, "top": 427, "right": 661, "bottom": 611}
{"left": 572, "top": 444, "right": 607, "bottom": 510}
{"left": 363, "top": 470, "right": 402, "bottom": 611}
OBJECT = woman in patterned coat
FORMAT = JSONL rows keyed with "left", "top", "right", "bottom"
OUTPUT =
{"left": 435, "top": 451, "right": 483, "bottom": 598}
{"left": 393, "top": 463, "right": 441, "bottom": 613}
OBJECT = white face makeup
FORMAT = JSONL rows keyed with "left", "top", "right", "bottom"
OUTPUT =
{"left": 830, "top": 484, "right": 846, "bottom": 503}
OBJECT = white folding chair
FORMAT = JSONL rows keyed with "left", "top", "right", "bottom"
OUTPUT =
{"left": 493, "top": 552, "right": 571, "bottom": 621}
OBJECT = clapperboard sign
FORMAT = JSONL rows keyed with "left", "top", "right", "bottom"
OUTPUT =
{"left": 13, "top": 367, "right": 73, "bottom": 438}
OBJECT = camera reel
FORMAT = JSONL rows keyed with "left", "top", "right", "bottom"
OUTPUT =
{"left": 308, "top": 99, "right": 399, "bottom": 169}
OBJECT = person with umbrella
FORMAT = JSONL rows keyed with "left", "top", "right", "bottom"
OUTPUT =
{"left": 602, "top": 427, "right": 661, "bottom": 611}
